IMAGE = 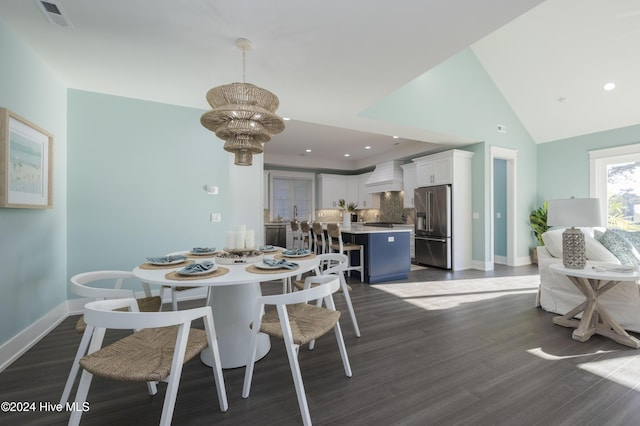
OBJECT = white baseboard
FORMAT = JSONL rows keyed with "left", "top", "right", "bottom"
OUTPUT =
{"left": 471, "top": 260, "right": 494, "bottom": 271}
{"left": 494, "top": 255, "right": 508, "bottom": 265}
{"left": 0, "top": 287, "right": 209, "bottom": 372}
{"left": 513, "top": 255, "right": 533, "bottom": 266}
{"left": 471, "top": 255, "right": 533, "bottom": 271}
{"left": 0, "top": 301, "right": 68, "bottom": 372}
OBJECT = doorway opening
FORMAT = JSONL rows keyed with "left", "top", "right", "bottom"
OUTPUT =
{"left": 490, "top": 146, "right": 517, "bottom": 269}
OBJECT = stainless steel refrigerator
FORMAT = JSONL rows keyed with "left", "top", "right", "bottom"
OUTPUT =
{"left": 414, "top": 185, "right": 452, "bottom": 269}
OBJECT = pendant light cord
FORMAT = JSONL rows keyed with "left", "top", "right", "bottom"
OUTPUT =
{"left": 242, "top": 47, "right": 246, "bottom": 83}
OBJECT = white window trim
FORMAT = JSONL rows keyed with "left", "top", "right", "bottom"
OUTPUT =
{"left": 268, "top": 170, "right": 316, "bottom": 221}
{"left": 589, "top": 143, "right": 640, "bottom": 224}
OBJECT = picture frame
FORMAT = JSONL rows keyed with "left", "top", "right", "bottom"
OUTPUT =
{"left": 0, "top": 108, "right": 54, "bottom": 208}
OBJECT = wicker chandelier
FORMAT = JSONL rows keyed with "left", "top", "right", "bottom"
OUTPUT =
{"left": 200, "top": 38, "right": 285, "bottom": 166}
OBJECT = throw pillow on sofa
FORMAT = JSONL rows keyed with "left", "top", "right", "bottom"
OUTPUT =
{"left": 594, "top": 229, "right": 640, "bottom": 266}
{"left": 542, "top": 229, "right": 620, "bottom": 263}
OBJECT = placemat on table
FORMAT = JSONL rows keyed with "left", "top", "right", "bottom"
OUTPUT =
{"left": 165, "top": 267, "right": 229, "bottom": 281}
{"left": 274, "top": 253, "right": 316, "bottom": 261}
{"left": 138, "top": 260, "right": 194, "bottom": 270}
{"left": 245, "top": 264, "right": 300, "bottom": 274}
{"left": 186, "top": 251, "right": 222, "bottom": 258}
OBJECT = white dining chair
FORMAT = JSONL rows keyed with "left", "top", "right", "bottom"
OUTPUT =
{"left": 60, "top": 270, "right": 162, "bottom": 406}
{"left": 293, "top": 253, "right": 361, "bottom": 338}
{"left": 242, "top": 275, "right": 351, "bottom": 426}
{"left": 68, "top": 298, "right": 228, "bottom": 426}
{"left": 160, "top": 251, "right": 213, "bottom": 311}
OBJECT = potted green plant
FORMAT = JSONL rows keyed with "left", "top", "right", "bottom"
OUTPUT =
{"left": 529, "top": 201, "right": 550, "bottom": 264}
{"left": 338, "top": 199, "right": 358, "bottom": 225}
{"left": 347, "top": 201, "right": 358, "bottom": 222}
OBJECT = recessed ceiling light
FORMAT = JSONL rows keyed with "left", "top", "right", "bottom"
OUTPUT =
{"left": 344, "top": 154, "right": 350, "bottom": 157}
{"left": 282, "top": 117, "right": 291, "bottom": 121}
{"left": 365, "top": 146, "right": 371, "bottom": 150}
{"left": 305, "top": 149, "right": 312, "bottom": 153}
{"left": 603, "top": 82, "right": 616, "bottom": 91}
{"left": 392, "top": 136, "right": 399, "bottom": 139}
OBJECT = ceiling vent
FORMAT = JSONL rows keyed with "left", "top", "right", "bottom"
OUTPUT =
{"left": 36, "top": 0, "right": 73, "bottom": 28}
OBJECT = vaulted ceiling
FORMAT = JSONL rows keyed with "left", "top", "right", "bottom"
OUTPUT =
{"left": 1, "top": 0, "right": 638, "bottom": 170}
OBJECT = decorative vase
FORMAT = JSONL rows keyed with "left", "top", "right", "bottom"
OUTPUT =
{"left": 343, "top": 212, "right": 351, "bottom": 227}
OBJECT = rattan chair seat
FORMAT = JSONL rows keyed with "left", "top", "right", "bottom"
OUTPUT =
{"left": 330, "top": 242, "right": 361, "bottom": 251}
{"left": 79, "top": 326, "right": 208, "bottom": 382}
{"left": 293, "top": 279, "right": 351, "bottom": 292}
{"left": 75, "top": 296, "right": 162, "bottom": 333}
{"left": 260, "top": 303, "right": 341, "bottom": 345}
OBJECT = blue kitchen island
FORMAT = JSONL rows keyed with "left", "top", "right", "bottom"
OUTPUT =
{"left": 340, "top": 224, "right": 412, "bottom": 284}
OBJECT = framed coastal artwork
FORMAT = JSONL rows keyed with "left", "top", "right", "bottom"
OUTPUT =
{"left": 0, "top": 108, "right": 53, "bottom": 208}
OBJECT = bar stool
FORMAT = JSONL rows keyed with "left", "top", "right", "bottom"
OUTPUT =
{"left": 327, "top": 223, "right": 364, "bottom": 282}
{"left": 312, "top": 222, "right": 327, "bottom": 255}
{"left": 300, "top": 221, "right": 311, "bottom": 250}
{"left": 290, "top": 220, "right": 302, "bottom": 249}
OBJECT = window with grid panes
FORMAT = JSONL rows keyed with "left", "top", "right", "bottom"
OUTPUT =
{"left": 272, "top": 176, "right": 312, "bottom": 221}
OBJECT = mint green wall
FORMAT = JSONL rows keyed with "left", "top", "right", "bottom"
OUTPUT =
{"left": 67, "top": 91, "right": 229, "bottom": 281}
{"left": 537, "top": 124, "right": 640, "bottom": 203}
{"left": 361, "top": 48, "right": 538, "bottom": 265}
{"left": 0, "top": 21, "right": 68, "bottom": 345}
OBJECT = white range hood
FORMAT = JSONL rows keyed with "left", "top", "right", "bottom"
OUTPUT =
{"left": 365, "top": 160, "right": 404, "bottom": 193}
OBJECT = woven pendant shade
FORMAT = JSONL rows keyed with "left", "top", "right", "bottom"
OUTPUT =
{"left": 200, "top": 40, "right": 285, "bottom": 166}
{"left": 206, "top": 82, "right": 280, "bottom": 112}
{"left": 222, "top": 136, "right": 264, "bottom": 166}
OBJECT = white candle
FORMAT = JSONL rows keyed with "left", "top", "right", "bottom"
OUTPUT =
{"left": 225, "top": 231, "right": 236, "bottom": 249}
{"left": 234, "top": 231, "right": 245, "bottom": 249}
{"left": 245, "top": 230, "right": 255, "bottom": 249}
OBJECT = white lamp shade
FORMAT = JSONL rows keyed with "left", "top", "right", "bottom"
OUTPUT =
{"left": 547, "top": 198, "right": 602, "bottom": 228}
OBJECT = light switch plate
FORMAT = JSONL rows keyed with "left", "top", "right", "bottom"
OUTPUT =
{"left": 210, "top": 213, "right": 221, "bottom": 222}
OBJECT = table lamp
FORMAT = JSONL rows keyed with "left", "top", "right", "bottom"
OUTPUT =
{"left": 547, "top": 197, "right": 602, "bottom": 269}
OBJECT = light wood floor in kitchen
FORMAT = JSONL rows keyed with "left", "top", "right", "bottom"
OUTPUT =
{"left": 4, "top": 264, "right": 640, "bottom": 425}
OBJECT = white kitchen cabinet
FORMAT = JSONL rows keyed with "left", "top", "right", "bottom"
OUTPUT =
{"left": 414, "top": 154, "right": 452, "bottom": 186}
{"left": 400, "top": 163, "right": 416, "bottom": 208}
{"left": 346, "top": 176, "right": 359, "bottom": 206}
{"left": 357, "top": 173, "right": 380, "bottom": 209}
{"left": 318, "top": 173, "right": 380, "bottom": 210}
{"left": 318, "top": 174, "right": 348, "bottom": 209}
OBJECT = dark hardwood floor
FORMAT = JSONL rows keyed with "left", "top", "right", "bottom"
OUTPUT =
{"left": 3, "top": 264, "right": 640, "bottom": 425}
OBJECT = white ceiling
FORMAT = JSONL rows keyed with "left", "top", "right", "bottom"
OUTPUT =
{"left": 472, "top": 0, "right": 640, "bottom": 144}
{"left": 1, "top": 0, "right": 638, "bottom": 170}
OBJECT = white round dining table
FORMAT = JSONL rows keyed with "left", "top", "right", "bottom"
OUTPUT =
{"left": 133, "top": 252, "right": 320, "bottom": 369}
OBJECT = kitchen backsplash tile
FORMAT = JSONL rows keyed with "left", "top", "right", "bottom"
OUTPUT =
{"left": 265, "top": 191, "right": 415, "bottom": 225}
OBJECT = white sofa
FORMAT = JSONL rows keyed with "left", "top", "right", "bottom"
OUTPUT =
{"left": 536, "top": 228, "right": 640, "bottom": 333}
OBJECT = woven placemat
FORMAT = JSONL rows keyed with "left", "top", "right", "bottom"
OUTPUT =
{"left": 186, "top": 251, "right": 222, "bottom": 258}
{"left": 164, "top": 267, "right": 229, "bottom": 281}
{"left": 245, "top": 264, "right": 300, "bottom": 274}
{"left": 138, "top": 260, "right": 194, "bottom": 270}
{"left": 274, "top": 253, "right": 316, "bottom": 261}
